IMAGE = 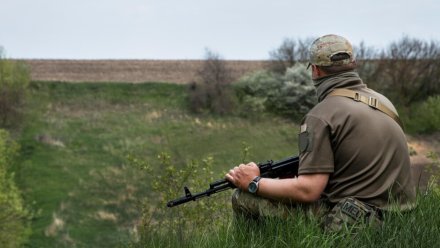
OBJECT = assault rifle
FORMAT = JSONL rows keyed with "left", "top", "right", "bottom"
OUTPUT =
{"left": 167, "top": 155, "right": 299, "bottom": 208}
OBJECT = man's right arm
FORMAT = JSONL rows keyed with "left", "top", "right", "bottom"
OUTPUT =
{"left": 257, "top": 173, "right": 329, "bottom": 203}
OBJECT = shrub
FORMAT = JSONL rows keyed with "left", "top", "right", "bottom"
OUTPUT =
{"left": 0, "top": 129, "right": 30, "bottom": 246}
{"left": 188, "top": 49, "right": 235, "bottom": 114}
{"left": 0, "top": 48, "right": 30, "bottom": 128}
{"left": 403, "top": 95, "right": 440, "bottom": 134}
{"left": 235, "top": 63, "right": 317, "bottom": 119}
{"left": 375, "top": 37, "right": 440, "bottom": 106}
{"left": 234, "top": 70, "right": 283, "bottom": 116}
{"left": 267, "top": 36, "right": 440, "bottom": 109}
{"left": 269, "top": 64, "right": 317, "bottom": 119}
{"left": 268, "top": 37, "right": 315, "bottom": 74}
{"left": 353, "top": 42, "right": 383, "bottom": 90}
{"left": 128, "top": 153, "right": 230, "bottom": 246}
{"left": 351, "top": 37, "right": 440, "bottom": 107}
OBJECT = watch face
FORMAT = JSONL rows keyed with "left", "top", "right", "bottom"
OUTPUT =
{"left": 248, "top": 182, "right": 258, "bottom": 193}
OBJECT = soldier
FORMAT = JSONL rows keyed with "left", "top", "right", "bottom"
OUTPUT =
{"left": 225, "top": 34, "right": 416, "bottom": 231}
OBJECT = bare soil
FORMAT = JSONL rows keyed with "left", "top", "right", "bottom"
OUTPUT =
{"left": 408, "top": 133, "right": 440, "bottom": 191}
{"left": 22, "top": 59, "right": 269, "bottom": 83}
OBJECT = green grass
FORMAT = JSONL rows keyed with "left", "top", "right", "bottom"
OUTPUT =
{"left": 135, "top": 188, "right": 440, "bottom": 248}
{"left": 15, "top": 81, "right": 299, "bottom": 247}
{"left": 16, "top": 81, "right": 440, "bottom": 247}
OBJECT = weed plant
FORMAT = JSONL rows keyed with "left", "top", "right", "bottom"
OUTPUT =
{"left": 0, "top": 129, "right": 30, "bottom": 246}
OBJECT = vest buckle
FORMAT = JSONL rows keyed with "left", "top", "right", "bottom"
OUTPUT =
{"left": 368, "top": 97, "right": 378, "bottom": 109}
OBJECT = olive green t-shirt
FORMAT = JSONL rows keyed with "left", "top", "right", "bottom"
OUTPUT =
{"left": 298, "top": 72, "right": 416, "bottom": 210}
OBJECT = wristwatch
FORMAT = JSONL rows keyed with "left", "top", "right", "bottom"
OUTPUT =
{"left": 248, "top": 176, "right": 261, "bottom": 194}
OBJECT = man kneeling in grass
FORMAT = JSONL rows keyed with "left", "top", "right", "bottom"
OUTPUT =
{"left": 225, "top": 34, "right": 416, "bottom": 232}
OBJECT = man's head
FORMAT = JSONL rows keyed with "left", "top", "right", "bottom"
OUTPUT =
{"left": 308, "top": 34, "right": 356, "bottom": 79}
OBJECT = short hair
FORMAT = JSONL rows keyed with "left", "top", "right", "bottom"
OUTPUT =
{"left": 317, "top": 61, "right": 357, "bottom": 74}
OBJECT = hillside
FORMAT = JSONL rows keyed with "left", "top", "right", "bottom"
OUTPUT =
{"left": 16, "top": 82, "right": 298, "bottom": 246}
{"left": 9, "top": 61, "right": 440, "bottom": 247}
{"left": 22, "top": 59, "right": 269, "bottom": 83}
{"left": 21, "top": 59, "right": 440, "bottom": 191}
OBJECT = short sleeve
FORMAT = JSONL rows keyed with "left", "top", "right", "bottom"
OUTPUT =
{"left": 298, "top": 115, "right": 334, "bottom": 175}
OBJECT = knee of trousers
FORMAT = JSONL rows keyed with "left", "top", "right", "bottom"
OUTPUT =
{"left": 231, "top": 189, "right": 292, "bottom": 219}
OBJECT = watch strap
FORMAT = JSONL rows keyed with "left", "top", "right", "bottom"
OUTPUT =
{"left": 253, "top": 176, "right": 261, "bottom": 183}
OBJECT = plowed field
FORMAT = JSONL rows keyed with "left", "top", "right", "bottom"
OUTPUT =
{"left": 23, "top": 59, "right": 269, "bottom": 83}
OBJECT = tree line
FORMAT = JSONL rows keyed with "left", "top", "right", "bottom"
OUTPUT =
{"left": 188, "top": 36, "right": 440, "bottom": 133}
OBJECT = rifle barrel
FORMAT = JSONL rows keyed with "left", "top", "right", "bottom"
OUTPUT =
{"left": 167, "top": 181, "right": 233, "bottom": 207}
{"left": 166, "top": 155, "right": 299, "bottom": 208}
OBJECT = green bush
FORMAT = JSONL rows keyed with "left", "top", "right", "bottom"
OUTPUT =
{"left": 235, "top": 63, "right": 317, "bottom": 119}
{"left": 271, "top": 64, "right": 317, "bottom": 118}
{"left": 235, "top": 70, "right": 283, "bottom": 115}
{"left": 0, "top": 129, "right": 30, "bottom": 247}
{"left": 128, "top": 153, "right": 231, "bottom": 246}
{"left": 403, "top": 95, "right": 440, "bottom": 133}
{"left": 0, "top": 48, "right": 30, "bottom": 128}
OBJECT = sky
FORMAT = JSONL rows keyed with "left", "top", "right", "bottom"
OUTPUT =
{"left": 1, "top": 0, "right": 439, "bottom": 60}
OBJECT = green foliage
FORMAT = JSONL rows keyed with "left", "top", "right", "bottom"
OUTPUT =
{"left": 130, "top": 153, "right": 231, "bottom": 246}
{"left": 235, "top": 63, "right": 317, "bottom": 119}
{"left": 271, "top": 64, "right": 317, "bottom": 118}
{"left": 403, "top": 95, "right": 440, "bottom": 134}
{"left": 18, "top": 82, "right": 297, "bottom": 246}
{"left": 235, "top": 70, "right": 283, "bottom": 115}
{"left": 131, "top": 188, "right": 440, "bottom": 248}
{"left": 0, "top": 49, "right": 30, "bottom": 128}
{"left": 0, "top": 129, "right": 30, "bottom": 247}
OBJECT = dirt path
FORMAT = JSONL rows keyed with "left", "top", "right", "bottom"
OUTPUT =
{"left": 408, "top": 133, "right": 440, "bottom": 191}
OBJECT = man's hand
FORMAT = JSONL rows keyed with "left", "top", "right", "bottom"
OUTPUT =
{"left": 225, "top": 162, "right": 260, "bottom": 191}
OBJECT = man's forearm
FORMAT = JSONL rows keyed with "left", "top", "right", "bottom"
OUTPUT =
{"left": 257, "top": 174, "right": 328, "bottom": 203}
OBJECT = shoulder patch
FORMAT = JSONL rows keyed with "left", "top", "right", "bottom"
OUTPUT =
{"left": 298, "top": 127, "right": 313, "bottom": 153}
{"left": 300, "top": 124, "right": 307, "bottom": 133}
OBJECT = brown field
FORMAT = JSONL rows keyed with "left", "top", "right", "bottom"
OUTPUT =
{"left": 22, "top": 59, "right": 269, "bottom": 83}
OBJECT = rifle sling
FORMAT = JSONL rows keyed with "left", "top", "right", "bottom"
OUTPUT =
{"left": 328, "top": 89, "right": 404, "bottom": 130}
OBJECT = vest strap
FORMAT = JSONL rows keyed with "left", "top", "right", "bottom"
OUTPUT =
{"left": 329, "top": 89, "right": 404, "bottom": 130}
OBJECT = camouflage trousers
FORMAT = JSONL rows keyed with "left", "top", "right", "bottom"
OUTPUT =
{"left": 322, "top": 197, "right": 383, "bottom": 232}
{"left": 231, "top": 189, "right": 383, "bottom": 232}
{"left": 231, "top": 189, "right": 328, "bottom": 220}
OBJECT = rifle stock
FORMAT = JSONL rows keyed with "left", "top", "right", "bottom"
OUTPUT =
{"left": 167, "top": 155, "right": 299, "bottom": 208}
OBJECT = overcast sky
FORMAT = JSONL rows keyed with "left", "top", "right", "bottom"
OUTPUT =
{"left": 1, "top": 0, "right": 439, "bottom": 60}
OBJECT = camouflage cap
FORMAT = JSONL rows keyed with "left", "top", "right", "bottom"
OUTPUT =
{"left": 308, "top": 34, "right": 355, "bottom": 69}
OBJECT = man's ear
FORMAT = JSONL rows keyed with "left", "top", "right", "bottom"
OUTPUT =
{"left": 311, "top": 65, "right": 321, "bottom": 79}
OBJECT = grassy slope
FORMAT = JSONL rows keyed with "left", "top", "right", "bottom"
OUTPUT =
{"left": 15, "top": 81, "right": 298, "bottom": 247}
{"left": 181, "top": 189, "right": 440, "bottom": 248}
